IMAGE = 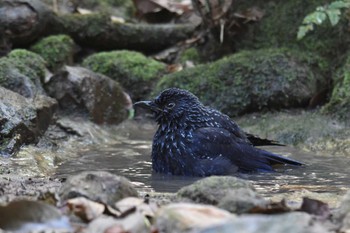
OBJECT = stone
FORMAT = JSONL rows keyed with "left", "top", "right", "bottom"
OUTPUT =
{"left": 218, "top": 188, "right": 268, "bottom": 214}
{"left": 59, "top": 171, "right": 138, "bottom": 206}
{"left": 45, "top": 66, "right": 129, "bottom": 124}
{"left": 0, "top": 87, "right": 56, "bottom": 155}
{"left": 86, "top": 212, "right": 150, "bottom": 233}
{"left": 197, "top": 212, "right": 328, "bottom": 233}
{"left": 333, "top": 190, "right": 350, "bottom": 223}
{"left": 0, "top": 200, "right": 71, "bottom": 232}
{"left": 155, "top": 203, "right": 235, "bottom": 233}
{"left": 177, "top": 176, "right": 255, "bottom": 205}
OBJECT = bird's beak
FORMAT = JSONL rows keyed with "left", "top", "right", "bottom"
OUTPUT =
{"left": 134, "top": 100, "right": 163, "bottom": 112}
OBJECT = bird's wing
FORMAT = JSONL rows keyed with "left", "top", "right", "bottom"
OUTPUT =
{"left": 191, "top": 127, "right": 275, "bottom": 172}
{"left": 245, "top": 133, "right": 285, "bottom": 146}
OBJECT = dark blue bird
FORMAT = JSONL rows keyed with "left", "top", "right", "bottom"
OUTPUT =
{"left": 134, "top": 88, "right": 303, "bottom": 176}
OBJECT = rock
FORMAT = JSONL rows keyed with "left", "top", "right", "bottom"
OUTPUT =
{"left": 34, "top": 95, "right": 58, "bottom": 135}
{"left": 30, "top": 34, "right": 75, "bottom": 72}
{"left": 82, "top": 50, "right": 166, "bottom": 101}
{"left": 217, "top": 188, "right": 268, "bottom": 214}
{"left": 0, "top": 87, "right": 56, "bottom": 155}
{"left": 177, "top": 176, "right": 254, "bottom": 205}
{"left": 155, "top": 48, "right": 327, "bottom": 116}
{"left": 86, "top": 213, "right": 150, "bottom": 233}
{"left": 333, "top": 190, "right": 350, "bottom": 222}
{"left": 0, "top": 49, "right": 47, "bottom": 98}
{"left": 198, "top": 212, "right": 327, "bottom": 233}
{"left": 0, "top": 0, "right": 52, "bottom": 46}
{"left": 59, "top": 171, "right": 138, "bottom": 206}
{"left": 154, "top": 203, "right": 235, "bottom": 233}
{"left": 0, "top": 200, "right": 71, "bottom": 232}
{"left": 236, "top": 110, "right": 350, "bottom": 155}
{"left": 341, "top": 212, "right": 350, "bottom": 232}
{"left": 45, "top": 66, "right": 129, "bottom": 124}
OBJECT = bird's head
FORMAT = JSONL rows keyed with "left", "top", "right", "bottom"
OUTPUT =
{"left": 134, "top": 88, "right": 201, "bottom": 123}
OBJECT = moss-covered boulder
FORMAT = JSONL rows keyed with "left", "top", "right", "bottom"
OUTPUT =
{"left": 155, "top": 48, "right": 327, "bottom": 116}
{"left": 322, "top": 56, "right": 350, "bottom": 121}
{"left": 83, "top": 50, "right": 166, "bottom": 100}
{"left": 30, "top": 34, "right": 75, "bottom": 72}
{"left": 234, "top": 0, "right": 350, "bottom": 63}
{"left": 0, "top": 49, "right": 47, "bottom": 98}
{"left": 236, "top": 110, "right": 350, "bottom": 156}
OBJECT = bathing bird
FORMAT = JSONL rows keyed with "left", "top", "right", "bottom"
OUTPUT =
{"left": 134, "top": 88, "right": 303, "bottom": 176}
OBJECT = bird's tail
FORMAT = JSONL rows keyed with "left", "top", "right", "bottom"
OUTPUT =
{"left": 260, "top": 149, "right": 304, "bottom": 166}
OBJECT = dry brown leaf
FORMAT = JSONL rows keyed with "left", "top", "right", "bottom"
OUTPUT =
{"left": 233, "top": 7, "right": 265, "bottom": 23}
{"left": 193, "top": 0, "right": 232, "bottom": 21}
{"left": 167, "top": 64, "right": 183, "bottom": 73}
{"left": 115, "top": 197, "right": 159, "bottom": 218}
{"left": 67, "top": 197, "right": 105, "bottom": 222}
{"left": 249, "top": 199, "right": 291, "bottom": 214}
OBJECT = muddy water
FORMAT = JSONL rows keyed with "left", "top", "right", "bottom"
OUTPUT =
{"left": 55, "top": 120, "right": 350, "bottom": 199}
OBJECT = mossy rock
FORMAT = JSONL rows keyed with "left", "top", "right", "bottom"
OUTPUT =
{"left": 83, "top": 50, "right": 166, "bottom": 100}
{"left": 236, "top": 110, "right": 350, "bottom": 155}
{"left": 30, "top": 34, "right": 75, "bottom": 71}
{"left": 322, "top": 55, "right": 350, "bottom": 121}
{"left": 0, "top": 49, "right": 47, "bottom": 98}
{"left": 234, "top": 0, "right": 350, "bottom": 65}
{"left": 155, "top": 48, "right": 327, "bottom": 116}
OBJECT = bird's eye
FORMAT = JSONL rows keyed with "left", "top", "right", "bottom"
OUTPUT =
{"left": 166, "top": 102, "right": 176, "bottom": 109}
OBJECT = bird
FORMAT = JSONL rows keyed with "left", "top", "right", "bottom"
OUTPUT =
{"left": 134, "top": 88, "right": 303, "bottom": 176}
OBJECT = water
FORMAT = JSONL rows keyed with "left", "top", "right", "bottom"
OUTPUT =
{"left": 55, "top": 121, "right": 350, "bottom": 197}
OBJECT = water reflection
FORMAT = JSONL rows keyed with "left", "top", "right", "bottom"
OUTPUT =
{"left": 55, "top": 121, "right": 350, "bottom": 195}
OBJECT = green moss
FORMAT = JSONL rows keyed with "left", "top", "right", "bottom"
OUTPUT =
{"left": 83, "top": 50, "right": 166, "bottom": 100}
{"left": 3, "top": 49, "right": 47, "bottom": 83}
{"left": 179, "top": 48, "right": 201, "bottom": 64}
{"left": 322, "top": 55, "right": 350, "bottom": 121}
{"left": 155, "top": 48, "right": 327, "bottom": 116}
{"left": 30, "top": 35, "right": 75, "bottom": 71}
{"left": 60, "top": 13, "right": 110, "bottom": 38}
{"left": 235, "top": 0, "right": 350, "bottom": 66}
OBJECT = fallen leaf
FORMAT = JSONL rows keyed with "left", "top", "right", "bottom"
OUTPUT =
{"left": 167, "top": 64, "right": 183, "bottom": 73}
{"left": 67, "top": 197, "right": 105, "bottom": 222}
{"left": 249, "top": 199, "right": 291, "bottom": 214}
{"left": 234, "top": 7, "right": 265, "bottom": 23}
